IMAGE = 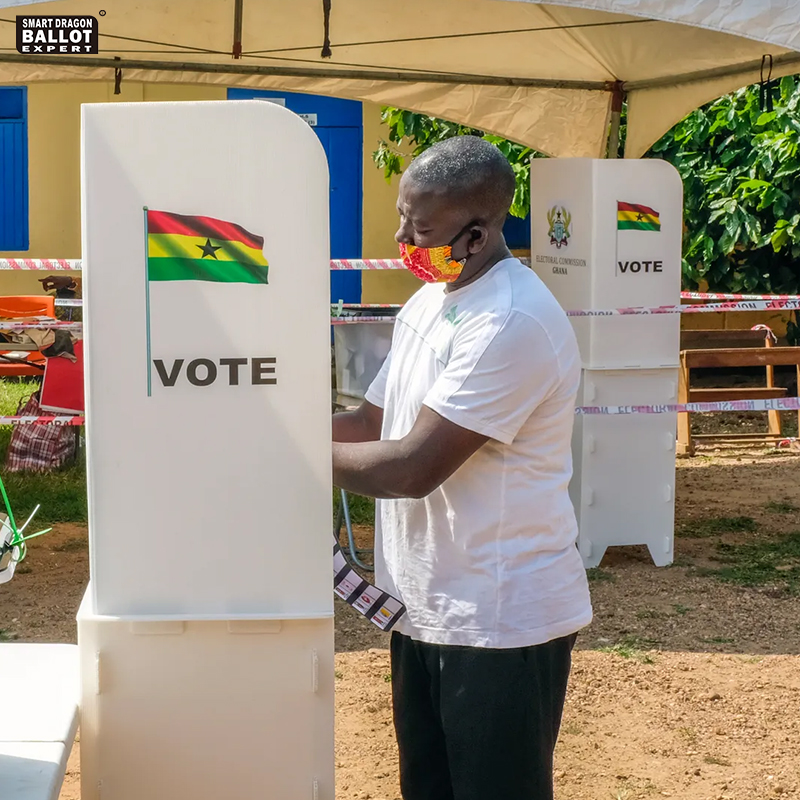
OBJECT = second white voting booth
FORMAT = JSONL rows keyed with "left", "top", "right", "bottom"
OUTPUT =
{"left": 78, "top": 101, "right": 334, "bottom": 799}
{"left": 531, "top": 158, "right": 683, "bottom": 567}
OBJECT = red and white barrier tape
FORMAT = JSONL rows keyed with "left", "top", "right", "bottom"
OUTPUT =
{"left": 331, "top": 316, "right": 396, "bottom": 324}
{"left": 332, "top": 298, "right": 800, "bottom": 323}
{"left": 335, "top": 303, "right": 402, "bottom": 309}
{"left": 0, "top": 300, "right": 793, "bottom": 330}
{"left": 0, "top": 397, "right": 797, "bottom": 423}
{"left": 0, "top": 416, "right": 83, "bottom": 425}
{"left": 330, "top": 259, "right": 402, "bottom": 271}
{"left": 37, "top": 297, "right": 800, "bottom": 316}
{"left": 0, "top": 259, "right": 79, "bottom": 271}
{"left": 0, "top": 321, "right": 82, "bottom": 331}
{"left": 575, "top": 397, "right": 800, "bottom": 416}
{"left": 568, "top": 299, "right": 800, "bottom": 317}
{"left": 681, "top": 291, "right": 800, "bottom": 301}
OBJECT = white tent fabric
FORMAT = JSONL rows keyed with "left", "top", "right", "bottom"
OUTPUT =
{"left": 1, "top": 0, "right": 799, "bottom": 156}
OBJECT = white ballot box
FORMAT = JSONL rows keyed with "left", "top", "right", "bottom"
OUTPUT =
{"left": 530, "top": 158, "right": 682, "bottom": 566}
{"left": 77, "top": 592, "right": 334, "bottom": 800}
{"left": 571, "top": 369, "right": 678, "bottom": 567}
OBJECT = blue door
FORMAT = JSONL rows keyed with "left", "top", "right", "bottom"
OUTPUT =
{"left": 227, "top": 88, "right": 362, "bottom": 303}
{"left": 0, "top": 87, "right": 29, "bottom": 252}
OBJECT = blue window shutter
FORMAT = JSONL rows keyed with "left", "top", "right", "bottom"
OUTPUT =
{"left": 0, "top": 87, "right": 29, "bottom": 251}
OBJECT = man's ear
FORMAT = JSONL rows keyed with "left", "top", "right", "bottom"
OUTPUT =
{"left": 467, "top": 226, "right": 488, "bottom": 254}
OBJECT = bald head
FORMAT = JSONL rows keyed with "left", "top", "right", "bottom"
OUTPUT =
{"left": 404, "top": 136, "right": 516, "bottom": 224}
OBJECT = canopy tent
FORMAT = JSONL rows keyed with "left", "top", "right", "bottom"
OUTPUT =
{"left": 1, "top": 0, "right": 799, "bottom": 157}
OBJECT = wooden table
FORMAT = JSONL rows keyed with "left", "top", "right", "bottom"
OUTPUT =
{"left": 678, "top": 341, "right": 800, "bottom": 455}
{"left": 0, "top": 644, "right": 80, "bottom": 800}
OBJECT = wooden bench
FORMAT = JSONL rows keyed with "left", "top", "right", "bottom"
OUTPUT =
{"left": 0, "top": 644, "right": 80, "bottom": 800}
{"left": 678, "top": 335, "right": 800, "bottom": 455}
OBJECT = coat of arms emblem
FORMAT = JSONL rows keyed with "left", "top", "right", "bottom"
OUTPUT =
{"left": 547, "top": 206, "right": 571, "bottom": 249}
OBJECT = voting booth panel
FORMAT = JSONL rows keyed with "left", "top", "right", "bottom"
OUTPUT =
{"left": 79, "top": 100, "right": 335, "bottom": 799}
{"left": 77, "top": 595, "right": 334, "bottom": 800}
{"left": 530, "top": 158, "right": 682, "bottom": 370}
{"left": 82, "top": 101, "right": 333, "bottom": 618}
{"left": 571, "top": 370, "right": 678, "bottom": 567}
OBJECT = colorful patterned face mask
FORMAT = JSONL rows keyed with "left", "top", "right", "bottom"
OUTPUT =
{"left": 398, "top": 224, "right": 475, "bottom": 283}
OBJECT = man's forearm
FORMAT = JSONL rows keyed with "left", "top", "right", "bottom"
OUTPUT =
{"left": 333, "top": 411, "right": 374, "bottom": 443}
{"left": 333, "top": 440, "right": 422, "bottom": 499}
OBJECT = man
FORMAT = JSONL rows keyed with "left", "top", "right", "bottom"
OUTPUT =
{"left": 332, "top": 135, "right": 592, "bottom": 800}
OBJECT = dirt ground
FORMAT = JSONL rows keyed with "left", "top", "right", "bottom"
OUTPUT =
{"left": 2, "top": 439, "right": 800, "bottom": 800}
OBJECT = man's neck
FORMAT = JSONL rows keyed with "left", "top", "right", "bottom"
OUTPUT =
{"left": 445, "top": 242, "right": 512, "bottom": 293}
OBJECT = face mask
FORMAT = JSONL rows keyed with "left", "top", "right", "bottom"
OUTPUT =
{"left": 399, "top": 224, "right": 475, "bottom": 283}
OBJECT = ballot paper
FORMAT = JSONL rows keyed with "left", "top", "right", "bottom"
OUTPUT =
{"left": 333, "top": 537, "right": 406, "bottom": 631}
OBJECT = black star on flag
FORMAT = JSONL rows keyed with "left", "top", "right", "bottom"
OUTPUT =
{"left": 197, "top": 238, "right": 222, "bottom": 259}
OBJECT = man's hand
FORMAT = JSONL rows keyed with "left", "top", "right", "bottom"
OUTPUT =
{"left": 333, "top": 399, "right": 383, "bottom": 444}
{"left": 333, "top": 405, "right": 488, "bottom": 499}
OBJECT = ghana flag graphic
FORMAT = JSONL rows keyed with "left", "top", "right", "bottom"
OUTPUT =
{"left": 617, "top": 201, "right": 661, "bottom": 232}
{"left": 146, "top": 209, "right": 269, "bottom": 284}
{"left": 143, "top": 209, "right": 269, "bottom": 397}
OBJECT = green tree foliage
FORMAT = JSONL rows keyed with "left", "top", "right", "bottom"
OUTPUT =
{"left": 374, "top": 79, "right": 800, "bottom": 342}
{"left": 651, "top": 75, "right": 800, "bottom": 302}
{"left": 372, "top": 107, "right": 545, "bottom": 220}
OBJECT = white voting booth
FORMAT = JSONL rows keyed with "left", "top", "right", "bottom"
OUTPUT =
{"left": 530, "top": 158, "right": 683, "bottom": 567}
{"left": 78, "top": 101, "right": 334, "bottom": 799}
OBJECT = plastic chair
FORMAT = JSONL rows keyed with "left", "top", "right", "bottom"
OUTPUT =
{"left": 0, "top": 295, "right": 55, "bottom": 318}
{"left": 0, "top": 295, "right": 56, "bottom": 378}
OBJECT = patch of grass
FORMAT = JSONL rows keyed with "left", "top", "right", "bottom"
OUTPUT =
{"left": 334, "top": 670, "right": 343, "bottom": 680}
{"left": 587, "top": 567, "right": 615, "bottom": 583}
{"left": 0, "top": 629, "right": 15, "bottom": 642}
{"left": 765, "top": 500, "right": 800, "bottom": 514}
{"left": 703, "top": 532, "right": 800, "bottom": 594}
{"left": 672, "top": 604, "right": 692, "bottom": 616}
{"left": 1, "top": 467, "right": 87, "bottom": 525}
{"left": 677, "top": 516, "right": 758, "bottom": 539}
{"left": 561, "top": 721, "right": 582, "bottom": 736}
{"left": 635, "top": 608, "right": 662, "bottom": 620}
{"left": 51, "top": 536, "right": 87, "bottom": 552}
{"left": 333, "top": 491, "right": 375, "bottom": 526}
{"left": 0, "top": 379, "right": 39, "bottom": 416}
{"left": 383, "top": 673, "right": 392, "bottom": 683}
{"left": 597, "top": 635, "right": 658, "bottom": 664}
{"left": 704, "top": 755, "right": 732, "bottom": 767}
{"left": 0, "top": 380, "right": 87, "bottom": 526}
{"left": 699, "top": 636, "right": 735, "bottom": 645}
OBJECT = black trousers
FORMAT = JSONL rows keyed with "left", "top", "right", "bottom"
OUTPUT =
{"left": 390, "top": 631, "right": 577, "bottom": 800}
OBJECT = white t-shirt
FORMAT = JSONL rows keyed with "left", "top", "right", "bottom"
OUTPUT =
{"left": 365, "top": 257, "right": 592, "bottom": 648}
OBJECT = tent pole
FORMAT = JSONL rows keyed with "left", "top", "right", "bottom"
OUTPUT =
{"left": 606, "top": 81, "right": 624, "bottom": 158}
{"left": 232, "top": 0, "right": 244, "bottom": 59}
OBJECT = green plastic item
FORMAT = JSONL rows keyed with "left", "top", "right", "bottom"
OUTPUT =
{"left": 0, "top": 472, "right": 52, "bottom": 584}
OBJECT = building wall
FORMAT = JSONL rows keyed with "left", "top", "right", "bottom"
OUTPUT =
{"left": 360, "top": 103, "right": 422, "bottom": 304}
{"left": 0, "top": 81, "right": 227, "bottom": 295}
